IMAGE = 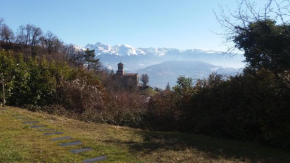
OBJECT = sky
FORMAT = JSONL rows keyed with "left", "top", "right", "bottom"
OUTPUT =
{"left": 0, "top": 0, "right": 267, "bottom": 51}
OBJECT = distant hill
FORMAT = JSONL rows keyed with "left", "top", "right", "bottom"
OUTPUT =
{"left": 138, "top": 60, "right": 242, "bottom": 88}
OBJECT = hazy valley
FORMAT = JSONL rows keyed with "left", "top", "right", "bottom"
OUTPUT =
{"left": 85, "top": 42, "right": 244, "bottom": 87}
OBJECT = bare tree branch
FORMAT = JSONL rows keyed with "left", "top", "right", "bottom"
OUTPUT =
{"left": 215, "top": 0, "right": 290, "bottom": 55}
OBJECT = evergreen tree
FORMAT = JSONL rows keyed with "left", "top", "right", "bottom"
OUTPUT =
{"left": 165, "top": 82, "right": 171, "bottom": 91}
{"left": 84, "top": 48, "right": 100, "bottom": 71}
{"left": 234, "top": 20, "right": 290, "bottom": 73}
{"left": 9, "top": 54, "right": 30, "bottom": 106}
{"left": 217, "top": 0, "right": 290, "bottom": 73}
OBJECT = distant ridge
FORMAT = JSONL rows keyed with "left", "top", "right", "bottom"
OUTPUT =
{"left": 138, "top": 60, "right": 241, "bottom": 88}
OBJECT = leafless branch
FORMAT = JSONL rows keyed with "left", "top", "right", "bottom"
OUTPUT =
{"left": 215, "top": 0, "right": 290, "bottom": 55}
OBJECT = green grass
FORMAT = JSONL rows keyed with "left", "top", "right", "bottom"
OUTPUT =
{"left": 1, "top": 106, "right": 290, "bottom": 162}
{"left": 140, "top": 87, "right": 157, "bottom": 96}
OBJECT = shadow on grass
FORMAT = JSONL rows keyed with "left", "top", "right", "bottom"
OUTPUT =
{"left": 104, "top": 130, "right": 290, "bottom": 163}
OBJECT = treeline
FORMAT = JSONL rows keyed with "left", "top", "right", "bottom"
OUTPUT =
{"left": 0, "top": 48, "right": 148, "bottom": 127}
{"left": 0, "top": 49, "right": 104, "bottom": 107}
{"left": 0, "top": 18, "right": 98, "bottom": 69}
{"left": 145, "top": 0, "right": 290, "bottom": 149}
{"left": 147, "top": 71, "right": 290, "bottom": 149}
{"left": 0, "top": 18, "right": 147, "bottom": 128}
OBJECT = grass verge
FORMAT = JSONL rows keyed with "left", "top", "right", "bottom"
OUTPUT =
{"left": 0, "top": 106, "right": 290, "bottom": 163}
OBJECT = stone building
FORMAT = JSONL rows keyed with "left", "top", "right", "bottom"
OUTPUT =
{"left": 114, "top": 62, "right": 139, "bottom": 87}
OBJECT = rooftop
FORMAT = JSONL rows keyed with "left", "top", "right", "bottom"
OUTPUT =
{"left": 124, "top": 73, "right": 138, "bottom": 76}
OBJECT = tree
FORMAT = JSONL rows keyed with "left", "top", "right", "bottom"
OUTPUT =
{"left": 0, "top": 24, "right": 14, "bottom": 43}
{"left": 165, "top": 82, "right": 171, "bottom": 91}
{"left": 64, "top": 44, "right": 84, "bottom": 67}
{"left": 9, "top": 54, "right": 31, "bottom": 106}
{"left": 110, "top": 69, "right": 114, "bottom": 76}
{"left": 16, "top": 24, "right": 43, "bottom": 46}
{"left": 216, "top": 0, "right": 290, "bottom": 73}
{"left": 40, "top": 31, "right": 62, "bottom": 54}
{"left": 0, "top": 18, "right": 3, "bottom": 27}
{"left": 234, "top": 20, "right": 290, "bottom": 73}
{"left": 16, "top": 24, "right": 43, "bottom": 57}
{"left": 140, "top": 74, "right": 149, "bottom": 86}
{"left": 173, "top": 76, "right": 194, "bottom": 99}
{"left": 0, "top": 18, "right": 14, "bottom": 44}
{"left": 0, "top": 50, "right": 15, "bottom": 106}
{"left": 154, "top": 87, "right": 163, "bottom": 92}
{"left": 84, "top": 48, "right": 100, "bottom": 71}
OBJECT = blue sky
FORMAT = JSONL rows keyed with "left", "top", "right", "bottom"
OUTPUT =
{"left": 0, "top": 0, "right": 266, "bottom": 50}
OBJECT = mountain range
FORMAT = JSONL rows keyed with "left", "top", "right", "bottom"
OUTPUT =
{"left": 85, "top": 42, "right": 244, "bottom": 88}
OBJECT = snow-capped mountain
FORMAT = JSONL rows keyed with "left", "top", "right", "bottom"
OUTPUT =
{"left": 85, "top": 42, "right": 245, "bottom": 71}
{"left": 86, "top": 42, "right": 111, "bottom": 54}
{"left": 86, "top": 42, "right": 146, "bottom": 56}
{"left": 85, "top": 42, "right": 227, "bottom": 57}
{"left": 83, "top": 42, "right": 244, "bottom": 87}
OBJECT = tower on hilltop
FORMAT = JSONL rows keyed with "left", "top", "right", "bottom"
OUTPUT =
{"left": 116, "top": 62, "right": 124, "bottom": 75}
{"left": 114, "top": 62, "right": 139, "bottom": 87}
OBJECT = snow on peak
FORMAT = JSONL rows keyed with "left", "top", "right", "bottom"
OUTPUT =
{"left": 86, "top": 42, "right": 146, "bottom": 56}
{"left": 84, "top": 42, "right": 225, "bottom": 56}
{"left": 123, "top": 44, "right": 134, "bottom": 48}
{"left": 85, "top": 42, "right": 111, "bottom": 55}
{"left": 73, "top": 45, "right": 86, "bottom": 51}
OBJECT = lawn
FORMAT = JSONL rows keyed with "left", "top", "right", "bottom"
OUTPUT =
{"left": 140, "top": 87, "right": 158, "bottom": 96}
{"left": 0, "top": 106, "right": 290, "bottom": 163}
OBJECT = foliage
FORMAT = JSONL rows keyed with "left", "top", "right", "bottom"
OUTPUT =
{"left": 165, "top": 82, "right": 171, "bottom": 91}
{"left": 145, "top": 91, "right": 180, "bottom": 131}
{"left": 9, "top": 54, "right": 30, "bottom": 106}
{"left": 63, "top": 92, "right": 145, "bottom": 128}
{"left": 0, "top": 50, "right": 104, "bottom": 109}
{"left": 140, "top": 87, "right": 157, "bottom": 96}
{"left": 140, "top": 73, "right": 149, "bottom": 86}
{"left": 173, "top": 76, "right": 195, "bottom": 107}
{"left": 84, "top": 48, "right": 100, "bottom": 71}
{"left": 153, "top": 87, "right": 163, "bottom": 92}
{"left": 145, "top": 71, "right": 290, "bottom": 149}
{"left": 234, "top": 20, "right": 290, "bottom": 73}
{"left": 216, "top": 0, "right": 290, "bottom": 73}
{"left": 0, "top": 24, "right": 14, "bottom": 43}
{"left": 56, "top": 69, "right": 104, "bottom": 113}
{"left": 187, "top": 70, "right": 290, "bottom": 148}
{"left": 0, "top": 50, "right": 15, "bottom": 104}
